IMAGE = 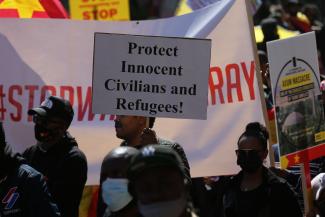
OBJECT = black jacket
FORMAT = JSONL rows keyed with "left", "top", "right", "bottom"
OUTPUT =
{"left": 0, "top": 137, "right": 60, "bottom": 217}
{"left": 0, "top": 164, "right": 61, "bottom": 217}
{"left": 120, "top": 138, "right": 191, "bottom": 180}
{"left": 222, "top": 167, "right": 302, "bottom": 217}
{"left": 23, "top": 132, "right": 87, "bottom": 217}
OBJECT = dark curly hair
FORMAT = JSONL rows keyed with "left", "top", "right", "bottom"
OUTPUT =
{"left": 237, "top": 122, "right": 269, "bottom": 150}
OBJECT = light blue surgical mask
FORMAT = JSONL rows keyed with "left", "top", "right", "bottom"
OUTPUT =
{"left": 102, "top": 178, "right": 133, "bottom": 212}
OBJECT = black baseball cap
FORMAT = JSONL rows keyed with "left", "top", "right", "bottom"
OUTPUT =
{"left": 28, "top": 96, "right": 74, "bottom": 126}
{"left": 128, "top": 145, "right": 186, "bottom": 180}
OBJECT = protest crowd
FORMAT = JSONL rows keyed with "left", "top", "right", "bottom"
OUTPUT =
{"left": 0, "top": 0, "right": 325, "bottom": 217}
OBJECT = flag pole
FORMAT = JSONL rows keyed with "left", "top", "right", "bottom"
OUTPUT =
{"left": 244, "top": 0, "right": 275, "bottom": 166}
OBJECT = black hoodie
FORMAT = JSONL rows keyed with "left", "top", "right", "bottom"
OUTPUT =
{"left": 23, "top": 132, "right": 87, "bottom": 217}
{"left": 0, "top": 122, "right": 60, "bottom": 217}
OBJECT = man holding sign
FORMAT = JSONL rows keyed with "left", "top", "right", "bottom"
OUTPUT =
{"left": 114, "top": 115, "right": 190, "bottom": 180}
{"left": 96, "top": 115, "right": 191, "bottom": 217}
{"left": 93, "top": 33, "right": 211, "bottom": 216}
{"left": 92, "top": 33, "right": 211, "bottom": 181}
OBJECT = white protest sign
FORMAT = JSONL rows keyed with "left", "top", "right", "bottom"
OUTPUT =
{"left": 267, "top": 32, "right": 325, "bottom": 214}
{"left": 267, "top": 32, "right": 325, "bottom": 168}
{"left": 92, "top": 33, "right": 211, "bottom": 119}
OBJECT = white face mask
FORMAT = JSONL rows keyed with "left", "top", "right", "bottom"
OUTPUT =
{"left": 102, "top": 178, "right": 133, "bottom": 212}
{"left": 138, "top": 194, "right": 187, "bottom": 217}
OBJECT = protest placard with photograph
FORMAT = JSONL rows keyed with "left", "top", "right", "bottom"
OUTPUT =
{"left": 267, "top": 32, "right": 325, "bottom": 169}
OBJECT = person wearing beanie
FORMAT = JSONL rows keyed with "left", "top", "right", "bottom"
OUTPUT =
{"left": 127, "top": 145, "right": 197, "bottom": 217}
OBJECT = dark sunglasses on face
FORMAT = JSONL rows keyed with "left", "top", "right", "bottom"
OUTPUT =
{"left": 32, "top": 115, "right": 47, "bottom": 126}
{"left": 235, "top": 149, "right": 263, "bottom": 156}
{"left": 32, "top": 115, "right": 63, "bottom": 133}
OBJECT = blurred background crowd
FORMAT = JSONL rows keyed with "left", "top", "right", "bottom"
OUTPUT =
{"left": 55, "top": 0, "right": 325, "bottom": 78}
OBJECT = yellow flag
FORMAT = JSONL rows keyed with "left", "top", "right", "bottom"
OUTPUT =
{"left": 0, "top": 0, "right": 47, "bottom": 18}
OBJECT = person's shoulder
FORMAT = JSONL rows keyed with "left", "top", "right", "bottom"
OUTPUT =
{"left": 157, "top": 137, "right": 176, "bottom": 145}
{"left": 226, "top": 173, "right": 241, "bottom": 188}
{"left": 157, "top": 138, "right": 187, "bottom": 157}
{"left": 265, "top": 168, "right": 296, "bottom": 195}
{"left": 68, "top": 145, "right": 86, "bottom": 157}
{"left": 64, "top": 134, "right": 87, "bottom": 161}
{"left": 120, "top": 140, "right": 127, "bottom": 147}
{"left": 64, "top": 146, "right": 87, "bottom": 168}
{"left": 157, "top": 138, "right": 183, "bottom": 150}
{"left": 265, "top": 167, "right": 288, "bottom": 185}
{"left": 23, "top": 145, "right": 38, "bottom": 157}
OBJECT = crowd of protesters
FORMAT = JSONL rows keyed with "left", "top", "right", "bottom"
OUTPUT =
{"left": 1, "top": 91, "right": 324, "bottom": 217}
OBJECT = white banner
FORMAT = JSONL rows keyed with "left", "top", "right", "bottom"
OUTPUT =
{"left": 92, "top": 33, "right": 211, "bottom": 119}
{"left": 0, "top": 0, "right": 265, "bottom": 185}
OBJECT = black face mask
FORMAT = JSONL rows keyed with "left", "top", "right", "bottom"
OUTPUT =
{"left": 34, "top": 124, "right": 61, "bottom": 151}
{"left": 35, "top": 124, "right": 50, "bottom": 142}
{"left": 236, "top": 149, "right": 263, "bottom": 173}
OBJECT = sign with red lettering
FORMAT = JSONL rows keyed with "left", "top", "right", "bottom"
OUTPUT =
{"left": 92, "top": 33, "right": 211, "bottom": 119}
{"left": 69, "top": 0, "right": 130, "bottom": 21}
{"left": 0, "top": 0, "right": 264, "bottom": 185}
{"left": 267, "top": 32, "right": 325, "bottom": 169}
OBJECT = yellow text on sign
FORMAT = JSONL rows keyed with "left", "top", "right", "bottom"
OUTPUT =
{"left": 315, "top": 131, "right": 325, "bottom": 143}
{"left": 281, "top": 71, "right": 313, "bottom": 91}
{"left": 69, "top": 0, "right": 130, "bottom": 21}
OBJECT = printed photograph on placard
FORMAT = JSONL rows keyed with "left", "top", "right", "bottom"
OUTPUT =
{"left": 274, "top": 57, "right": 325, "bottom": 156}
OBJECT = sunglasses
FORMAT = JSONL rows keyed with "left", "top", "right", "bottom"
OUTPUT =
{"left": 32, "top": 115, "right": 47, "bottom": 125}
{"left": 235, "top": 149, "right": 264, "bottom": 155}
{"left": 32, "top": 115, "right": 64, "bottom": 132}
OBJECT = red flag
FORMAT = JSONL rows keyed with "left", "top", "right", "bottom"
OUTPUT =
{"left": 0, "top": 0, "right": 68, "bottom": 18}
{"left": 0, "top": 0, "right": 48, "bottom": 18}
{"left": 39, "top": 0, "right": 69, "bottom": 18}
